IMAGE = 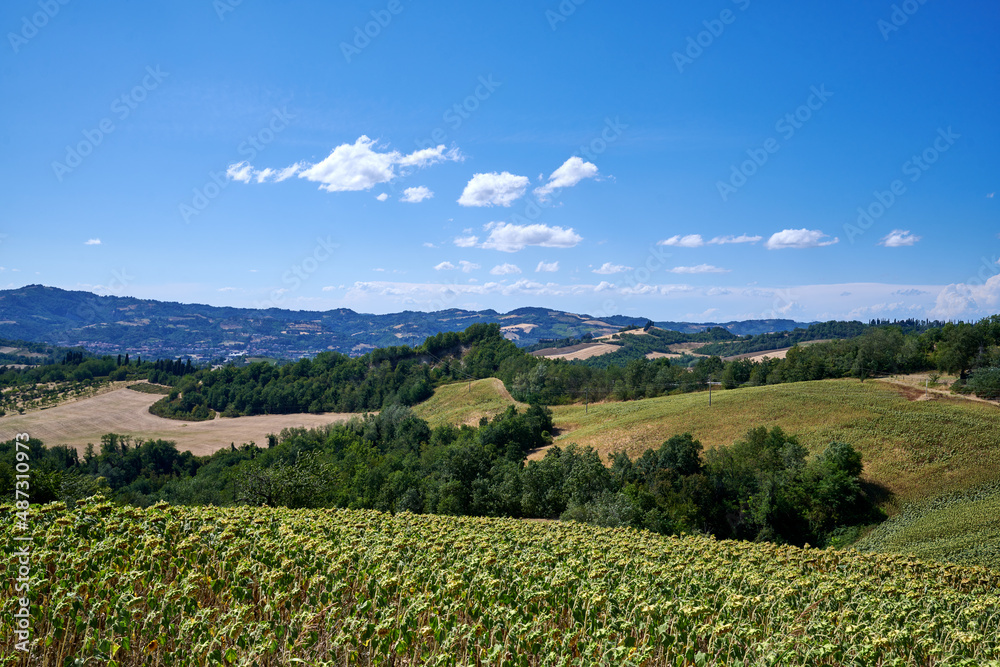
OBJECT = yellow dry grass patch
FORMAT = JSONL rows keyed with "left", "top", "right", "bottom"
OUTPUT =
{"left": 0, "top": 388, "right": 360, "bottom": 456}
{"left": 412, "top": 378, "right": 527, "bottom": 428}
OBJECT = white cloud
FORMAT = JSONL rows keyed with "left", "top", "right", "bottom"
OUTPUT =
{"left": 229, "top": 136, "right": 460, "bottom": 192}
{"left": 669, "top": 264, "right": 730, "bottom": 274}
{"left": 765, "top": 229, "right": 839, "bottom": 250}
{"left": 218, "top": 286, "right": 238, "bottom": 292}
{"left": 458, "top": 260, "right": 480, "bottom": 273}
{"left": 709, "top": 234, "right": 762, "bottom": 245}
{"left": 930, "top": 274, "right": 1000, "bottom": 319}
{"left": 593, "top": 262, "right": 632, "bottom": 275}
{"left": 658, "top": 234, "right": 704, "bottom": 248}
{"left": 594, "top": 281, "right": 616, "bottom": 292}
{"left": 433, "top": 261, "right": 455, "bottom": 271}
{"left": 376, "top": 193, "right": 389, "bottom": 202}
{"left": 879, "top": 229, "right": 922, "bottom": 247}
{"left": 400, "top": 186, "right": 433, "bottom": 203}
{"left": 536, "top": 261, "right": 559, "bottom": 273}
{"left": 422, "top": 242, "right": 437, "bottom": 248}
{"left": 226, "top": 162, "right": 253, "bottom": 183}
{"left": 480, "top": 222, "right": 582, "bottom": 252}
{"left": 458, "top": 172, "right": 530, "bottom": 207}
{"left": 490, "top": 263, "right": 522, "bottom": 275}
{"left": 534, "top": 156, "right": 599, "bottom": 199}
{"left": 454, "top": 235, "right": 479, "bottom": 248}
{"left": 84, "top": 238, "right": 101, "bottom": 245}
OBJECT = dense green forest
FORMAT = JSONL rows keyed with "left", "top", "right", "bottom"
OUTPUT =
{"left": 0, "top": 407, "right": 878, "bottom": 548}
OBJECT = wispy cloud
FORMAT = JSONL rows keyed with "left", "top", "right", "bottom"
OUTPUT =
{"left": 434, "top": 261, "right": 455, "bottom": 271}
{"left": 534, "top": 156, "right": 598, "bottom": 200}
{"left": 458, "top": 172, "right": 530, "bottom": 207}
{"left": 592, "top": 262, "right": 632, "bottom": 275}
{"left": 765, "top": 229, "right": 839, "bottom": 250}
{"left": 490, "top": 263, "right": 522, "bottom": 275}
{"left": 478, "top": 222, "right": 582, "bottom": 252}
{"left": 669, "top": 264, "right": 730, "bottom": 274}
{"left": 229, "top": 136, "right": 461, "bottom": 192}
{"left": 376, "top": 193, "right": 389, "bottom": 202}
{"left": 535, "top": 261, "right": 559, "bottom": 273}
{"left": 458, "top": 260, "right": 480, "bottom": 273}
{"left": 879, "top": 229, "right": 921, "bottom": 247}
{"left": 401, "top": 186, "right": 433, "bottom": 203}
{"left": 658, "top": 234, "right": 704, "bottom": 248}
{"left": 709, "top": 234, "right": 762, "bottom": 245}
{"left": 84, "top": 238, "right": 102, "bottom": 245}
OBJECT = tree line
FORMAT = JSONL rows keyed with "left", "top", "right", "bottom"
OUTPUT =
{"left": 0, "top": 406, "right": 877, "bottom": 548}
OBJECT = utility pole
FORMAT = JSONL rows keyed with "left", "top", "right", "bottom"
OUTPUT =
{"left": 707, "top": 380, "right": 722, "bottom": 406}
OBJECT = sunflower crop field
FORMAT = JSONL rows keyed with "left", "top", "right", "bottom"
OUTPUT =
{"left": 3, "top": 499, "right": 999, "bottom": 666}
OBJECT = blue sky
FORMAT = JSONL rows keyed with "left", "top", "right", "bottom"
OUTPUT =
{"left": 1, "top": 0, "right": 997, "bottom": 322}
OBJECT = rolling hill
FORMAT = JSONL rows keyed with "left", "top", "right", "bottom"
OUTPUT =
{"left": 0, "top": 284, "right": 807, "bottom": 361}
{"left": 418, "top": 377, "right": 1000, "bottom": 509}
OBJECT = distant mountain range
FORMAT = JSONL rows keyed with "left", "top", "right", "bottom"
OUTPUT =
{"left": 0, "top": 285, "right": 810, "bottom": 360}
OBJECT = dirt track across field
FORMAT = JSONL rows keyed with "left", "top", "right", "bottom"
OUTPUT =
{"left": 0, "top": 388, "right": 362, "bottom": 455}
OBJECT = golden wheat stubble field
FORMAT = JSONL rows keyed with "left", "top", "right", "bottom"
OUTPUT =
{"left": 0, "top": 387, "right": 359, "bottom": 455}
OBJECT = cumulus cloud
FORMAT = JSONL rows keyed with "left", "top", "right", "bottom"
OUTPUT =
{"left": 669, "top": 264, "right": 730, "bottom": 274}
{"left": 84, "top": 238, "right": 102, "bottom": 245}
{"left": 457, "top": 172, "right": 530, "bottom": 207}
{"left": 401, "top": 186, "right": 433, "bottom": 203}
{"left": 879, "top": 230, "right": 921, "bottom": 247}
{"left": 490, "top": 263, "right": 522, "bottom": 276}
{"left": 593, "top": 262, "right": 632, "bottom": 275}
{"left": 458, "top": 260, "right": 480, "bottom": 273}
{"left": 228, "top": 136, "right": 460, "bottom": 192}
{"left": 479, "top": 222, "right": 582, "bottom": 252}
{"left": 534, "top": 156, "right": 598, "bottom": 199}
{"left": 930, "top": 274, "right": 1000, "bottom": 319}
{"left": 453, "top": 235, "right": 479, "bottom": 248}
{"left": 536, "top": 261, "right": 559, "bottom": 273}
{"left": 765, "top": 229, "right": 839, "bottom": 250}
{"left": 709, "top": 234, "right": 762, "bottom": 245}
{"left": 376, "top": 193, "right": 389, "bottom": 202}
{"left": 433, "top": 261, "right": 455, "bottom": 271}
{"left": 658, "top": 234, "right": 705, "bottom": 248}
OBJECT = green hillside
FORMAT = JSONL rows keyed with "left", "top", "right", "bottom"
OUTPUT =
{"left": 4, "top": 499, "right": 998, "bottom": 665}
{"left": 416, "top": 378, "right": 1000, "bottom": 508}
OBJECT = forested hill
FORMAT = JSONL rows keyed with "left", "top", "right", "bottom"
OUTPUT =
{"left": 0, "top": 285, "right": 807, "bottom": 360}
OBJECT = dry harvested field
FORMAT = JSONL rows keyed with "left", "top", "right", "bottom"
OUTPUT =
{"left": 531, "top": 342, "right": 620, "bottom": 360}
{"left": 0, "top": 387, "right": 361, "bottom": 455}
{"left": 645, "top": 351, "right": 681, "bottom": 360}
